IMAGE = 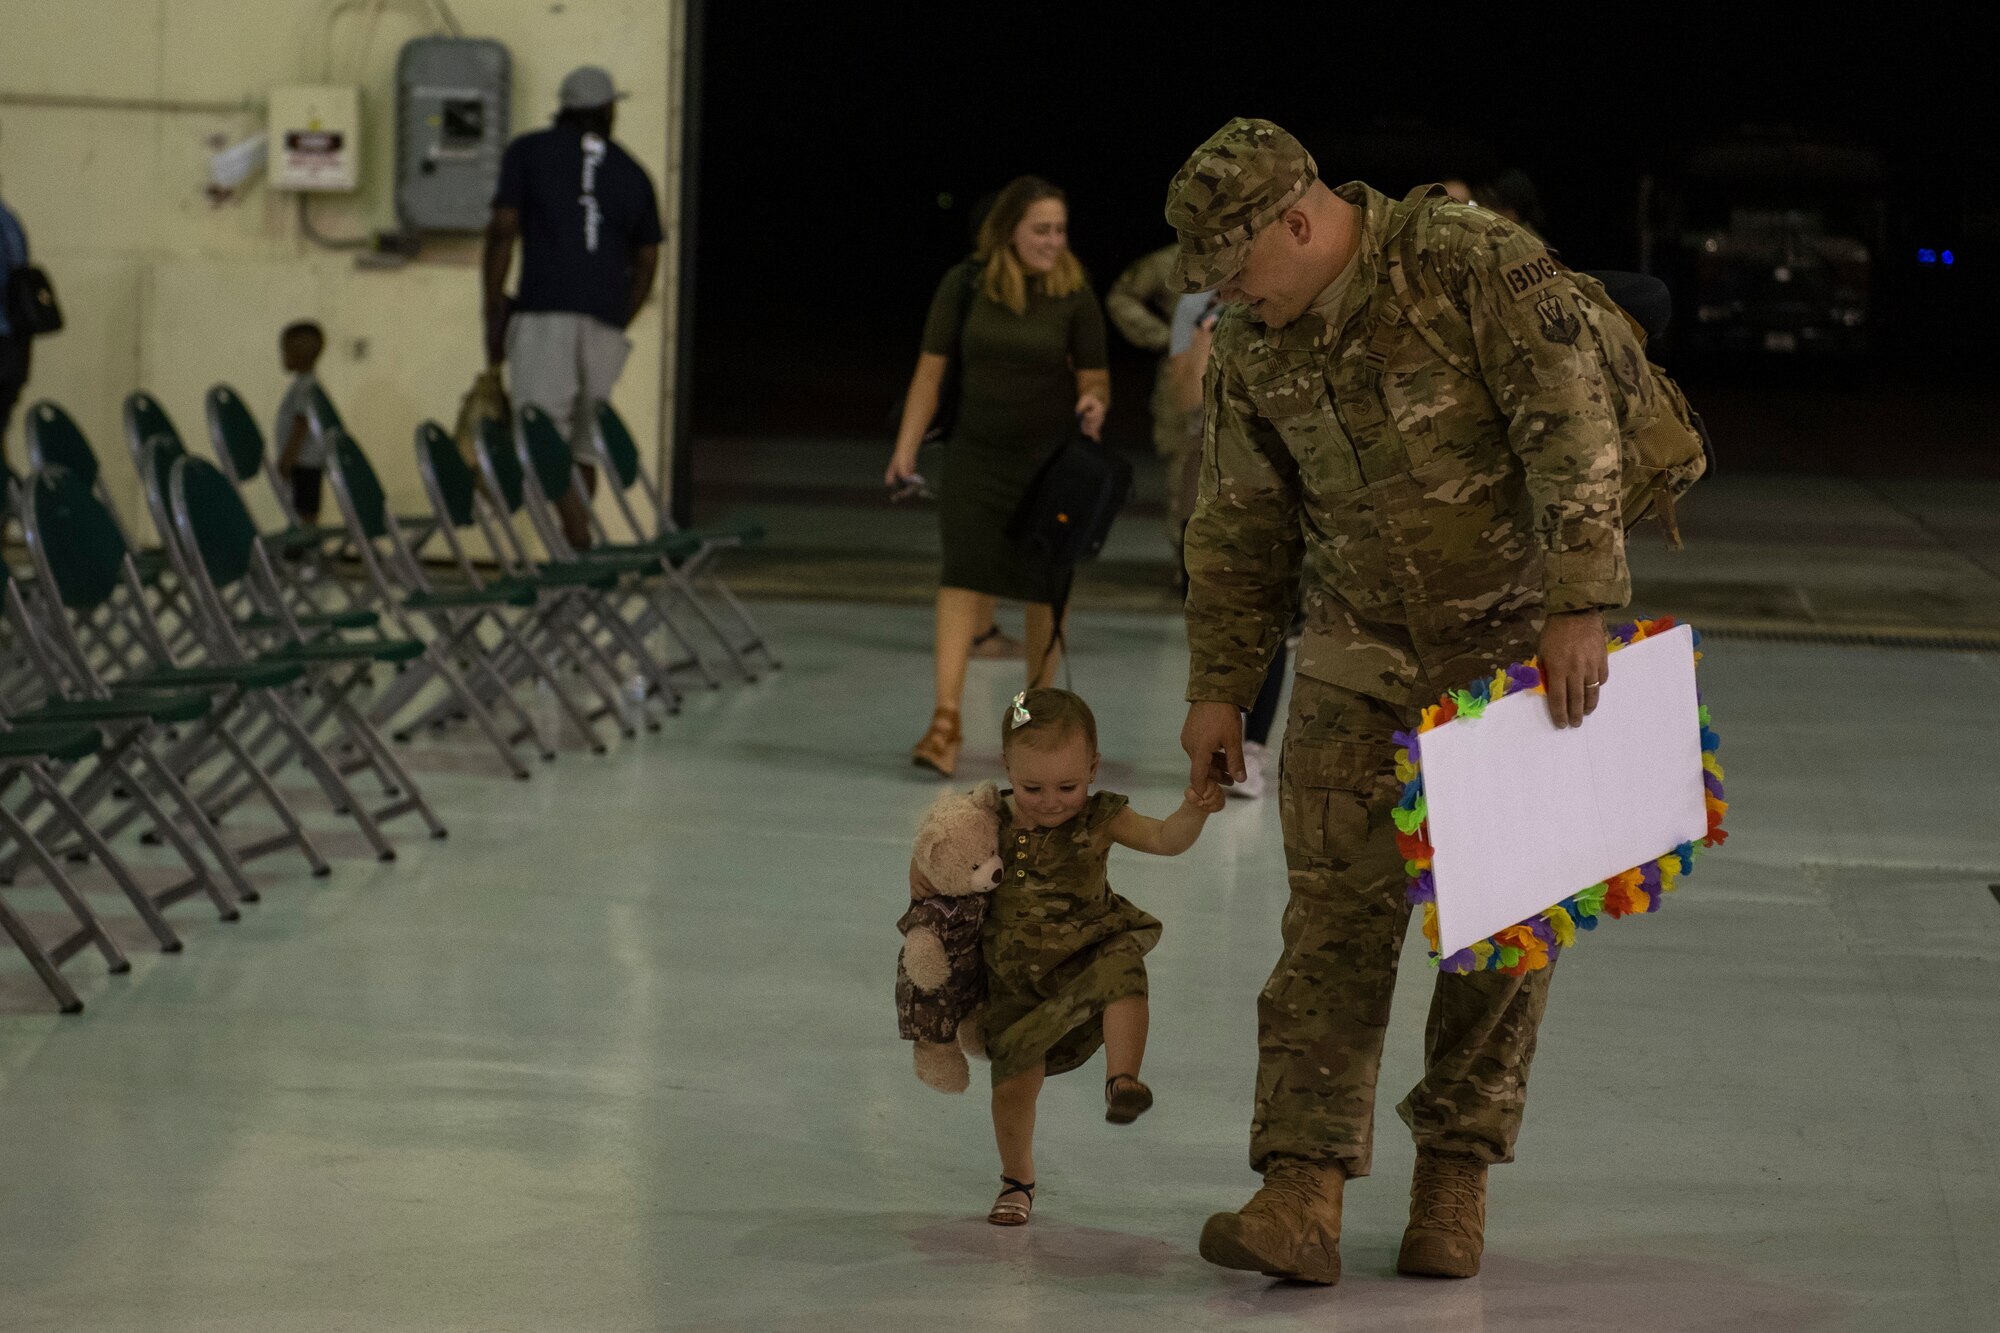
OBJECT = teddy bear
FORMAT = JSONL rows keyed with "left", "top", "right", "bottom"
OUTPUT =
{"left": 896, "top": 782, "right": 1004, "bottom": 1093}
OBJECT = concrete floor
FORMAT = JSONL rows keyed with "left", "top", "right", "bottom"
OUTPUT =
{"left": 695, "top": 439, "right": 2000, "bottom": 641}
{"left": 1, "top": 601, "right": 1997, "bottom": 1332}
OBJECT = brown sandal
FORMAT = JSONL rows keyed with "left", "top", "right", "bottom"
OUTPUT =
{"left": 911, "top": 708, "right": 962, "bottom": 777}
{"left": 1105, "top": 1074, "right": 1153, "bottom": 1125}
{"left": 987, "top": 1176, "right": 1035, "bottom": 1226}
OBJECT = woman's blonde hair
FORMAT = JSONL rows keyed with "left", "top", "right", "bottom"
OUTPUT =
{"left": 975, "top": 175, "right": 1086, "bottom": 315}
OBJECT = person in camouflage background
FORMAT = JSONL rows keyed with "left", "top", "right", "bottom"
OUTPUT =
{"left": 1108, "top": 244, "right": 1206, "bottom": 567}
{"left": 1106, "top": 243, "right": 1179, "bottom": 358}
{"left": 1168, "top": 117, "right": 1626, "bottom": 1286}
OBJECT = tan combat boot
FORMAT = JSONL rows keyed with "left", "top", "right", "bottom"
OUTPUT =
{"left": 1397, "top": 1152, "right": 1487, "bottom": 1278}
{"left": 1198, "top": 1157, "right": 1345, "bottom": 1285}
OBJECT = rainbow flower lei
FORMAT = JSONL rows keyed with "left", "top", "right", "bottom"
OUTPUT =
{"left": 1392, "top": 617, "right": 1727, "bottom": 976}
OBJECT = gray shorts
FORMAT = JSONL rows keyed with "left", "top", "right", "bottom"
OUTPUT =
{"left": 506, "top": 310, "right": 633, "bottom": 464}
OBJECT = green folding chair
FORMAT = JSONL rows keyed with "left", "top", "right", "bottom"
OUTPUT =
{"left": 410, "top": 421, "right": 635, "bottom": 746}
{"left": 168, "top": 454, "right": 445, "bottom": 857}
{"left": 473, "top": 416, "right": 692, "bottom": 716}
{"left": 510, "top": 406, "right": 740, "bottom": 688}
{"left": 589, "top": 400, "right": 779, "bottom": 674}
{"left": 0, "top": 646, "right": 247, "bottom": 943}
{"left": 319, "top": 428, "right": 550, "bottom": 777}
{"left": 137, "top": 432, "right": 382, "bottom": 648}
{"left": 135, "top": 390, "right": 366, "bottom": 621}
{"left": 0, "top": 704, "right": 236, "bottom": 949}
{"left": 14, "top": 464, "right": 332, "bottom": 884}
{"left": 204, "top": 383, "right": 335, "bottom": 557}
{"left": 304, "top": 382, "right": 346, "bottom": 437}
{"left": 0, "top": 722, "right": 131, "bottom": 1013}
{"left": 22, "top": 400, "right": 195, "bottom": 668}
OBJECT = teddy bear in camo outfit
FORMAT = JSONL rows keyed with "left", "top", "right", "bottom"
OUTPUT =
{"left": 896, "top": 783, "right": 1004, "bottom": 1092}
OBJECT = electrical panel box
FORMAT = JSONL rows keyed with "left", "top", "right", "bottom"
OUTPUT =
{"left": 395, "top": 36, "right": 511, "bottom": 232}
{"left": 268, "top": 85, "right": 361, "bottom": 192}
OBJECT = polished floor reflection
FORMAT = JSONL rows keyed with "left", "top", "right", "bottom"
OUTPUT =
{"left": 1, "top": 602, "right": 1995, "bottom": 1332}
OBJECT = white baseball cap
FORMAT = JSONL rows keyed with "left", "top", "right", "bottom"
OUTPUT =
{"left": 558, "top": 66, "right": 628, "bottom": 110}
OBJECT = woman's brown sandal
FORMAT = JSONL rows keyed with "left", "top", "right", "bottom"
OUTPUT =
{"left": 1105, "top": 1074, "right": 1154, "bottom": 1125}
{"left": 987, "top": 1176, "right": 1036, "bottom": 1226}
{"left": 910, "top": 708, "right": 962, "bottom": 777}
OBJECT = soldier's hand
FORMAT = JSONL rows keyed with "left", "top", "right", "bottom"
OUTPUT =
{"left": 1182, "top": 701, "right": 1245, "bottom": 801}
{"left": 1538, "top": 609, "right": 1610, "bottom": 729}
{"left": 1075, "top": 394, "right": 1108, "bottom": 441}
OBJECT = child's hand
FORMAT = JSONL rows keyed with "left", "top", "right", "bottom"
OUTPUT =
{"left": 1185, "top": 784, "right": 1226, "bottom": 815}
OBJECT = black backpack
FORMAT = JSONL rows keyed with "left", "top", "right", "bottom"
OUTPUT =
{"left": 1006, "top": 429, "right": 1134, "bottom": 571}
{"left": 1005, "top": 429, "right": 1133, "bottom": 679}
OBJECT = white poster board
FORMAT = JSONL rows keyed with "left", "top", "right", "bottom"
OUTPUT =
{"left": 1420, "top": 624, "right": 1708, "bottom": 957}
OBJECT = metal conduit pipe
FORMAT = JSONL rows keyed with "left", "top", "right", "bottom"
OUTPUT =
{"left": 0, "top": 92, "right": 263, "bottom": 115}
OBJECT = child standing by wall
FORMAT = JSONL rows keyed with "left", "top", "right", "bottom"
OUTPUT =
{"left": 273, "top": 320, "right": 327, "bottom": 525}
{"left": 976, "top": 688, "right": 1222, "bottom": 1226}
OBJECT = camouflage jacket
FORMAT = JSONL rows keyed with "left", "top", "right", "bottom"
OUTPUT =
{"left": 1106, "top": 244, "right": 1179, "bottom": 353}
{"left": 1185, "top": 181, "right": 1630, "bottom": 708}
{"left": 1113, "top": 243, "right": 1210, "bottom": 456}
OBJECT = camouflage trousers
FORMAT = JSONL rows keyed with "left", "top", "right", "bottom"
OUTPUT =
{"left": 1162, "top": 441, "right": 1202, "bottom": 558}
{"left": 1253, "top": 674, "right": 1557, "bottom": 1177}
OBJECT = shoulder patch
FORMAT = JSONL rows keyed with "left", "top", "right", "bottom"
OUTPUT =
{"left": 1500, "top": 253, "right": 1563, "bottom": 303}
{"left": 1535, "top": 294, "right": 1582, "bottom": 345}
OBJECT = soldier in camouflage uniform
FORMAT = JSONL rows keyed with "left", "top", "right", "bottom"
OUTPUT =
{"left": 1107, "top": 243, "right": 1179, "bottom": 358}
{"left": 1108, "top": 244, "right": 1207, "bottom": 564}
{"left": 1167, "top": 118, "right": 1625, "bottom": 1285}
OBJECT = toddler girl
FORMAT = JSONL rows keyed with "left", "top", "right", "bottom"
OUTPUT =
{"left": 976, "top": 687, "right": 1221, "bottom": 1226}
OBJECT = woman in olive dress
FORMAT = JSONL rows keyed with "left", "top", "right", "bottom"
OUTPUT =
{"left": 884, "top": 176, "right": 1110, "bottom": 777}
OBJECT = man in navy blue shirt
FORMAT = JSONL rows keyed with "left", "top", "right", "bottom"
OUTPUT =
{"left": 0, "top": 195, "right": 33, "bottom": 465}
{"left": 482, "top": 65, "right": 663, "bottom": 549}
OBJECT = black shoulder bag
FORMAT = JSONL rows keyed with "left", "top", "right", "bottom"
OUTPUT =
{"left": 6, "top": 265, "right": 64, "bottom": 337}
{"left": 1006, "top": 426, "right": 1134, "bottom": 676}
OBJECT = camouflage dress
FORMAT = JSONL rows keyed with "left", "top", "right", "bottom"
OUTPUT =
{"left": 982, "top": 790, "right": 1163, "bottom": 1085}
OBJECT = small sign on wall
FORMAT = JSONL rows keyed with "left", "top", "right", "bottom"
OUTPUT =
{"left": 268, "top": 85, "right": 361, "bottom": 192}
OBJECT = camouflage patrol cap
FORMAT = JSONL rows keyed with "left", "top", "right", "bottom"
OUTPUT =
{"left": 1164, "top": 118, "right": 1318, "bottom": 294}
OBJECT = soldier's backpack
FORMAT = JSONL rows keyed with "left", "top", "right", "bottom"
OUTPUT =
{"left": 1381, "top": 187, "right": 1712, "bottom": 548}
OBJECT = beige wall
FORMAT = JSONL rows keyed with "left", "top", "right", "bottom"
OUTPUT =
{"left": 0, "top": 0, "right": 684, "bottom": 544}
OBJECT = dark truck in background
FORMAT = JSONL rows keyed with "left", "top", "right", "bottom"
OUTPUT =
{"left": 1653, "top": 138, "right": 1886, "bottom": 359}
